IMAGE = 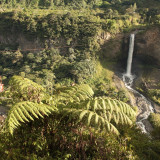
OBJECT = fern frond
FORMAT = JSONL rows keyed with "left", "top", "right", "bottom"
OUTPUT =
{"left": 62, "top": 96, "right": 136, "bottom": 135}
{"left": 6, "top": 101, "right": 57, "bottom": 134}
{"left": 93, "top": 98, "right": 98, "bottom": 111}
{"left": 53, "top": 84, "right": 94, "bottom": 103}
{"left": 9, "top": 76, "right": 45, "bottom": 93}
{"left": 67, "top": 97, "right": 136, "bottom": 119}
{"left": 64, "top": 108, "right": 119, "bottom": 135}
{"left": 114, "top": 99, "right": 136, "bottom": 117}
{"left": 9, "top": 76, "right": 46, "bottom": 102}
{"left": 88, "top": 111, "right": 94, "bottom": 125}
{"left": 79, "top": 110, "right": 89, "bottom": 120}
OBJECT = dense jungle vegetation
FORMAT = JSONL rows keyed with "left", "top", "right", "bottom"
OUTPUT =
{"left": 0, "top": 0, "right": 160, "bottom": 159}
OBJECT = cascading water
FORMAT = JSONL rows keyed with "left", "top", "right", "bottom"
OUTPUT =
{"left": 123, "top": 34, "right": 135, "bottom": 87}
{"left": 126, "top": 34, "right": 135, "bottom": 77}
{"left": 122, "top": 33, "right": 154, "bottom": 134}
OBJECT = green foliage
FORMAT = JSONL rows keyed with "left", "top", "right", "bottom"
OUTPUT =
{"left": 0, "top": 75, "right": 137, "bottom": 158}
{"left": 0, "top": 118, "right": 140, "bottom": 160}
{"left": 1, "top": 1, "right": 160, "bottom": 159}
{"left": 123, "top": 126, "right": 160, "bottom": 160}
{"left": 148, "top": 89, "right": 160, "bottom": 105}
{"left": 93, "top": 77, "right": 129, "bottom": 102}
{"left": 149, "top": 113, "right": 160, "bottom": 129}
{"left": 1, "top": 0, "right": 160, "bottom": 28}
{"left": 1, "top": 0, "right": 102, "bottom": 8}
{"left": 149, "top": 113, "right": 160, "bottom": 139}
{"left": 0, "top": 11, "right": 101, "bottom": 54}
{"left": 64, "top": 97, "right": 136, "bottom": 135}
{"left": 0, "top": 12, "right": 101, "bottom": 86}
{"left": 53, "top": 84, "right": 94, "bottom": 103}
{"left": 70, "top": 59, "right": 96, "bottom": 83}
{"left": 8, "top": 75, "right": 46, "bottom": 102}
{"left": 5, "top": 101, "right": 57, "bottom": 134}
{"left": 2, "top": 76, "right": 135, "bottom": 136}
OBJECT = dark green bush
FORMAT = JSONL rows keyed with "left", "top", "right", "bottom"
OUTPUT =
{"left": 149, "top": 113, "right": 160, "bottom": 139}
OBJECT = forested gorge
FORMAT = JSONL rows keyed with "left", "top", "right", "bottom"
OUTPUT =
{"left": 0, "top": 0, "right": 160, "bottom": 159}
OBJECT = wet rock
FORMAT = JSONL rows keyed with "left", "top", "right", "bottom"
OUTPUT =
{"left": 142, "top": 119, "right": 154, "bottom": 133}
{"left": 153, "top": 103, "right": 160, "bottom": 114}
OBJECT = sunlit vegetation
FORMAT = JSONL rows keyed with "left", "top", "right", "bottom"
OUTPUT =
{"left": 149, "top": 113, "right": 160, "bottom": 139}
{"left": 148, "top": 89, "right": 160, "bottom": 105}
{"left": 0, "top": 0, "right": 160, "bottom": 159}
{"left": 0, "top": 76, "right": 160, "bottom": 159}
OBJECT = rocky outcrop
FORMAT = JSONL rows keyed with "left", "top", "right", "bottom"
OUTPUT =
{"left": 0, "top": 33, "right": 43, "bottom": 52}
{"left": 101, "top": 33, "right": 125, "bottom": 59}
{"left": 96, "top": 31, "right": 111, "bottom": 45}
{"left": 135, "top": 27, "right": 160, "bottom": 65}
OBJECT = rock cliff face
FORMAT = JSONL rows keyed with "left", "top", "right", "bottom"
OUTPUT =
{"left": 0, "top": 33, "right": 43, "bottom": 52}
{"left": 135, "top": 27, "right": 160, "bottom": 65}
{"left": 132, "top": 27, "right": 160, "bottom": 88}
{"left": 101, "top": 33, "right": 124, "bottom": 60}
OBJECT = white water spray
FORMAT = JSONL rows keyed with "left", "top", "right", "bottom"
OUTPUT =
{"left": 122, "top": 33, "right": 154, "bottom": 134}
{"left": 126, "top": 34, "right": 135, "bottom": 76}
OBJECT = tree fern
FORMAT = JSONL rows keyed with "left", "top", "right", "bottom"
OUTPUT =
{"left": 9, "top": 76, "right": 45, "bottom": 92}
{"left": 5, "top": 101, "right": 57, "bottom": 134}
{"left": 64, "top": 108, "right": 119, "bottom": 135}
{"left": 4, "top": 76, "right": 136, "bottom": 136}
{"left": 53, "top": 84, "right": 94, "bottom": 103}
{"left": 9, "top": 76, "right": 46, "bottom": 102}
{"left": 62, "top": 97, "right": 136, "bottom": 135}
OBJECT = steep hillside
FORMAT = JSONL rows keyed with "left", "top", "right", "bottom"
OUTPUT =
{"left": 0, "top": 1, "right": 160, "bottom": 159}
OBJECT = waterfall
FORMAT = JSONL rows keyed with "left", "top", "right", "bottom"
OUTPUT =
{"left": 122, "top": 33, "right": 154, "bottom": 134}
{"left": 126, "top": 34, "right": 135, "bottom": 77}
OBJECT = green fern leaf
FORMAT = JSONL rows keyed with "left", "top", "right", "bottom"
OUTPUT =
{"left": 95, "top": 113, "right": 99, "bottom": 124}
{"left": 88, "top": 112, "right": 94, "bottom": 126}
{"left": 79, "top": 110, "right": 88, "bottom": 120}
{"left": 17, "top": 107, "right": 29, "bottom": 122}
{"left": 102, "top": 99, "right": 106, "bottom": 110}
{"left": 14, "top": 110, "right": 25, "bottom": 123}
{"left": 86, "top": 100, "right": 91, "bottom": 110}
{"left": 62, "top": 96, "right": 136, "bottom": 135}
{"left": 106, "top": 99, "right": 113, "bottom": 113}
{"left": 93, "top": 99, "right": 98, "bottom": 111}
{"left": 53, "top": 84, "right": 94, "bottom": 103}
{"left": 5, "top": 101, "right": 57, "bottom": 134}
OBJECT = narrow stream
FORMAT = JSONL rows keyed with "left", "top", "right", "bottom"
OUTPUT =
{"left": 122, "top": 75, "right": 154, "bottom": 133}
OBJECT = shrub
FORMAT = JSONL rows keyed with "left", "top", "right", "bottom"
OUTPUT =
{"left": 149, "top": 113, "right": 160, "bottom": 139}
